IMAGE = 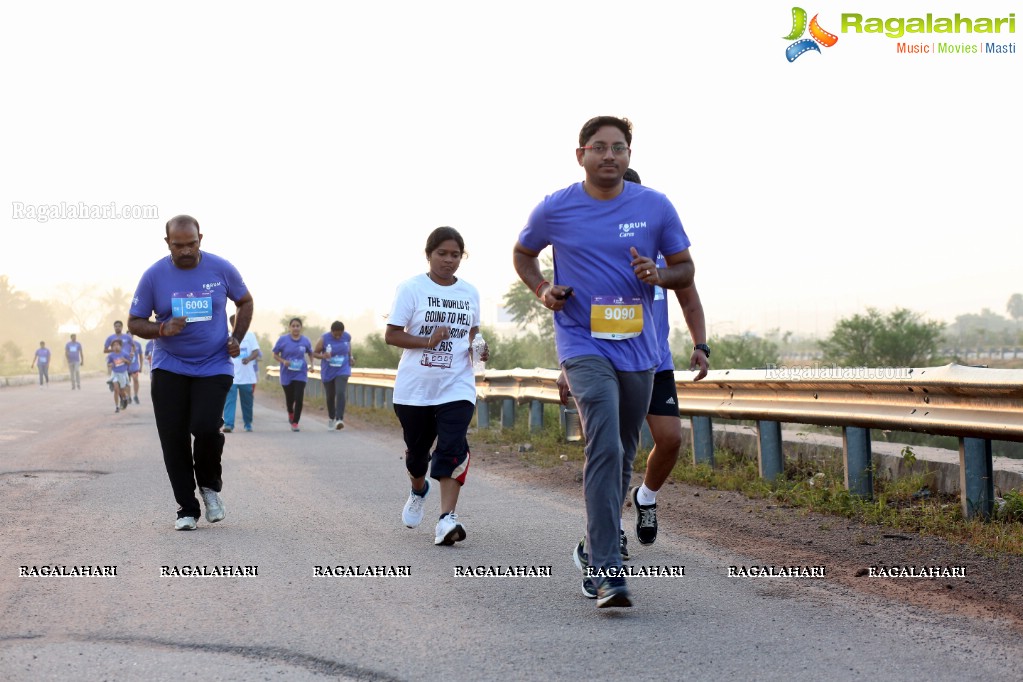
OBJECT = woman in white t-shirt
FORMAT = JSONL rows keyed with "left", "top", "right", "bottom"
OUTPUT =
{"left": 385, "top": 226, "right": 489, "bottom": 546}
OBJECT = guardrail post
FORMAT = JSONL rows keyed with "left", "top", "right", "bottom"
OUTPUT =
{"left": 529, "top": 400, "right": 544, "bottom": 432}
{"left": 959, "top": 437, "right": 994, "bottom": 520}
{"left": 640, "top": 421, "right": 653, "bottom": 450}
{"left": 477, "top": 399, "right": 490, "bottom": 428}
{"left": 691, "top": 416, "right": 714, "bottom": 466}
{"left": 385, "top": 388, "right": 393, "bottom": 411}
{"left": 501, "top": 399, "right": 515, "bottom": 429}
{"left": 307, "top": 379, "right": 322, "bottom": 400}
{"left": 842, "top": 426, "right": 873, "bottom": 499}
{"left": 374, "top": 387, "right": 385, "bottom": 409}
{"left": 757, "top": 420, "right": 784, "bottom": 482}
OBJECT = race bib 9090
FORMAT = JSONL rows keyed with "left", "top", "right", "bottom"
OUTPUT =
{"left": 590, "top": 295, "right": 643, "bottom": 340}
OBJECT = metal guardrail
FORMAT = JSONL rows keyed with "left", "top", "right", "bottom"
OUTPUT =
{"left": 269, "top": 363, "right": 1023, "bottom": 519}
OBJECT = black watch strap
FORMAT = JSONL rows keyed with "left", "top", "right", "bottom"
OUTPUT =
{"left": 694, "top": 343, "right": 711, "bottom": 358}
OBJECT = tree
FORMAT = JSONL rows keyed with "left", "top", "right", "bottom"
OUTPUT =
{"left": 819, "top": 308, "right": 943, "bottom": 367}
{"left": 0, "top": 277, "right": 58, "bottom": 362}
{"left": 52, "top": 282, "right": 101, "bottom": 332}
{"left": 351, "top": 332, "right": 402, "bottom": 369}
{"left": 100, "top": 287, "right": 132, "bottom": 323}
{"left": 502, "top": 256, "right": 554, "bottom": 338}
{"left": 709, "top": 333, "right": 780, "bottom": 370}
{"left": 1008, "top": 294, "right": 1023, "bottom": 325}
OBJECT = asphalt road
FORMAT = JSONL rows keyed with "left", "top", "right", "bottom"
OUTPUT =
{"left": 2, "top": 376, "right": 1023, "bottom": 681}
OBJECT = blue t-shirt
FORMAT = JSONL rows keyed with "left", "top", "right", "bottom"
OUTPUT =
{"left": 273, "top": 334, "right": 313, "bottom": 385}
{"left": 319, "top": 331, "right": 352, "bottom": 381}
{"left": 107, "top": 351, "right": 130, "bottom": 374}
{"left": 65, "top": 342, "right": 82, "bottom": 363}
{"left": 652, "top": 254, "right": 673, "bottom": 373}
{"left": 518, "top": 182, "right": 690, "bottom": 371}
{"left": 128, "top": 340, "right": 143, "bottom": 373}
{"left": 104, "top": 333, "right": 132, "bottom": 352}
{"left": 129, "top": 251, "right": 248, "bottom": 377}
{"left": 35, "top": 348, "right": 51, "bottom": 365}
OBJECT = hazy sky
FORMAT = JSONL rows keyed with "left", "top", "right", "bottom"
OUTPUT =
{"left": 2, "top": 1, "right": 1019, "bottom": 339}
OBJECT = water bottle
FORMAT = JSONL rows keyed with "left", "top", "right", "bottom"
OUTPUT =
{"left": 562, "top": 390, "right": 582, "bottom": 442}
{"left": 326, "top": 343, "right": 333, "bottom": 358}
{"left": 471, "top": 334, "right": 487, "bottom": 374}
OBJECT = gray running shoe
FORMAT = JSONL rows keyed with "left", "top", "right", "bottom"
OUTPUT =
{"left": 199, "top": 487, "right": 225, "bottom": 523}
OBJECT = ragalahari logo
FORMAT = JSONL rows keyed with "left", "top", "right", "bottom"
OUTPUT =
{"left": 784, "top": 7, "right": 838, "bottom": 61}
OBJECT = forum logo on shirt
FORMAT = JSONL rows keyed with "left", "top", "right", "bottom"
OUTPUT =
{"left": 784, "top": 7, "right": 839, "bottom": 62}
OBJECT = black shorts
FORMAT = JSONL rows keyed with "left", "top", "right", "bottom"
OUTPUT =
{"left": 647, "top": 369, "right": 680, "bottom": 417}
{"left": 393, "top": 400, "right": 475, "bottom": 483}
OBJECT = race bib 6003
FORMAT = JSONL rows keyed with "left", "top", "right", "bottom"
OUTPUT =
{"left": 171, "top": 291, "right": 213, "bottom": 322}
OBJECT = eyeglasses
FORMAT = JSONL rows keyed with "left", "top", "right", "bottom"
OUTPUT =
{"left": 579, "top": 143, "right": 630, "bottom": 155}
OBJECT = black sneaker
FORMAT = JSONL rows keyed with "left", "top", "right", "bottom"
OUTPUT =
{"left": 631, "top": 486, "right": 658, "bottom": 545}
{"left": 619, "top": 530, "right": 630, "bottom": 561}
{"left": 573, "top": 539, "right": 598, "bottom": 599}
{"left": 572, "top": 538, "right": 589, "bottom": 575}
{"left": 596, "top": 576, "right": 632, "bottom": 608}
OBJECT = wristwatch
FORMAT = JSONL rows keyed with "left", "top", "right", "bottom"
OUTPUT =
{"left": 694, "top": 343, "right": 711, "bottom": 358}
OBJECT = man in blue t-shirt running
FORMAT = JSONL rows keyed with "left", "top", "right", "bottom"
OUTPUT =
{"left": 128, "top": 215, "right": 254, "bottom": 532}
{"left": 514, "top": 116, "right": 696, "bottom": 609}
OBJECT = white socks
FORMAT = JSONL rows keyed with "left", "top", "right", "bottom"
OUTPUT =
{"left": 637, "top": 484, "right": 657, "bottom": 506}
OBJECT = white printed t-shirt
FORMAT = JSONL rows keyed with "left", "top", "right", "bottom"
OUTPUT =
{"left": 388, "top": 274, "right": 480, "bottom": 406}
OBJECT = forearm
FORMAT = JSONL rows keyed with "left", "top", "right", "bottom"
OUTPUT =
{"left": 513, "top": 246, "right": 546, "bottom": 294}
{"left": 676, "top": 287, "right": 707, "bottom": 345}
{"left": 657, "top": 260, "right": 695, "bottom": 290}
{"left": 232, "top": 299, "right": 254, "bottom": 342}
{"left": 128, "top": 315, "right": 161, "bottom": 340}
{"left": 385, "top": 326, "right": 436, "bottom": 350}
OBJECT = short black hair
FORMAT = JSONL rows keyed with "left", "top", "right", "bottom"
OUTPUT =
{"left": 623, "top": 168, "right": 642, "bottom": 184}
{"left": 330, "top": 321, "right": 345, "bottom": 332}
{"left": 579, "top": 116, "right": 632, "bottom": 148}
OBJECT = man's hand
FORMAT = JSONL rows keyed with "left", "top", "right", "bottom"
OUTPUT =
{"left": 556, "top": 371, "right": 570, "bottom": 406}
{"left": 540, "top": 284, "right": 573, "bottom": 312}
{"left": 227, "top": 337, "right": 241, "bottom": 358}
{"left": 162, "top": 316, "right": 187, "bottom": 337}
{"left": 630, "top": 247, "right": 659, "bottom": 286}
{"left": 689, "top": 349, "right": 709, "bottom": 381}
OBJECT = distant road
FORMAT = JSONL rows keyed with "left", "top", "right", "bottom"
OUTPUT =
{"left": 2, "top": 376, "right": 1023, "bottom": 681}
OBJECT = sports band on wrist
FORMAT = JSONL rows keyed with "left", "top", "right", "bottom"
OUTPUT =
{"left": 158, "top": 322, "right": 165, "bottom": 337}
{"left": 534, "top": 280, "right": 550, "bottom": 298}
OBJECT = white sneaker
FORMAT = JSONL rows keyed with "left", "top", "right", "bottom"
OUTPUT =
{"left": 199, "top": 487, "right": 225, "bottom": 523}
{"left": 434, "top": 512, "right": 466, "bottom": 545}
{"left": 175, "top": 516, "right": 197, "bottom": 531}
{"left": 327, "top": 419, "right": 336, "bottom": 429}
{"left": 335, "top": 420, "right": 345, "bottom": 430}
{"left": 401, "top": 481, "right": 429, "bottom": 528}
